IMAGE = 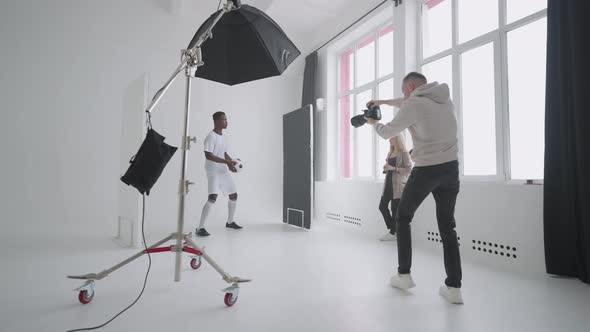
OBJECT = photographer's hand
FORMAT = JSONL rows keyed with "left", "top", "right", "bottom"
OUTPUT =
{"left": 364, "top": 116, "right": 379, "bottom": 125}
{"left": 367, "top": 100, "right": 381, "bottom": 108}
{"left": 368, "top": 98, "right": 405, "bottom": 108}
{"left": 384, "top": 165, "right": 396, "bottom": 171}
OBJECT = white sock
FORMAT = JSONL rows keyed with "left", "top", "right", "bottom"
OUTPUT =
{"left": 198, "top": 201, "right": 213, "bottom": 229}
{"left": 227, "top": 200, "right": 237, "bottom": 224}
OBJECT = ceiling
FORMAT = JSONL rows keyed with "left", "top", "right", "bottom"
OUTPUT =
{"left": 251, "top": 0, "right": 390, "bottom": 52}
{"left": 171, "top": 0, "right": 393, "bottom": 53}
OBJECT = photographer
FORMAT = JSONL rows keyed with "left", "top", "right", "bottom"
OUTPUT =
{"left": 365, "top": 72, "right": 463, "bottom": 304}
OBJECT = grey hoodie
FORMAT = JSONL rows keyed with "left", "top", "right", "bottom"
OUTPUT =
{"left": 373, "top": 82, "right": 459, "bottom": 167}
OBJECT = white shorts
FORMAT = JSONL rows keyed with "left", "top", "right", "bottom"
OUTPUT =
{"left": 206, "top": 171, "right": 237, "bottom": 195}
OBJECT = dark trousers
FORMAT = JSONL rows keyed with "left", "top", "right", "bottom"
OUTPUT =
{"left": 396, "top": 160, "right": 462, "bottom": 288}
{"left": 379, "top": 194, "right": 399, "bottom": 234}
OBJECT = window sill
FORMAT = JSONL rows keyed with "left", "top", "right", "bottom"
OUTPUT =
{"left": 317, "top": 178, "right": 544, "bottom": 186}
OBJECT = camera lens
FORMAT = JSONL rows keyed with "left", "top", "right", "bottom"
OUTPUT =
{"left": 350, "top": 114, "right": 367, "bottom": 128}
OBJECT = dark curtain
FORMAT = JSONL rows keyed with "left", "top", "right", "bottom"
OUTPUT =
{"left": 544, "top": 0, "right": 590, "bottom": 284}
{"left": 302, "top": 52, "right": 318, "bottom": 108}
{"left": 302, "top": 52, "right": 318, "bottom": 182}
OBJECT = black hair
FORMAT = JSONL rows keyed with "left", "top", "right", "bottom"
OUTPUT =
{"left": 213, "top": 111, "right": 225, "bottom": 121}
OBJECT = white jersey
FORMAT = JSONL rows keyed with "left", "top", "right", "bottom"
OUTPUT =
{"left": 204, "top": 131, "right": 229, "bottom": 173}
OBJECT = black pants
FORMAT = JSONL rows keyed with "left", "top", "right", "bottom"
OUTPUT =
{"left": 379, "top": 194, "right": 399, "bottom": 234}
{"left": 396, "top": 160, "right": 462, "bottom": 288}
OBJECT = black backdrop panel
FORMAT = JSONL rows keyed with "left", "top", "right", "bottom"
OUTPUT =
{"left": 283, "top": 105, "right": 313, "bottom": 229}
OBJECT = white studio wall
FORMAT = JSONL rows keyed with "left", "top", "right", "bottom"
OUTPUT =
{"left": 0, "top": 0, "right": 303, "bottom": 242}
{"left": 114, "top": 73, "right": 150, "bottom": 247}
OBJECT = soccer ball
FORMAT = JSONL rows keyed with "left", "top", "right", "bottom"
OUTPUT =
{"left": 233, "top": 158, "right": 244, "bottom": 173}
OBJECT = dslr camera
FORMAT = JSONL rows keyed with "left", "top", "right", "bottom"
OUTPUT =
{"left": 350, "top": 103, "right": 381, "bottom": 128}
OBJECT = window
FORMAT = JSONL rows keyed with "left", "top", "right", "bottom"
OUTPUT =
{"left": 337, "top": 22, "right": 395, "bottom": 180}
{"left": 458, "top": 0, "right": 498, "bottom": 43}
{"left": 421, "top": 55, "right": 452, "bottom": 96}
{"left": 376, "top": 78, "right": 395, "bottom": 178}
{"left": 357, "top": 36, "right": 376, "bottom": 87}
{"left": 421, "top": 0, "right": 547, "bottom": 180}
{"left": 338, "top": 49, "right": 354, "bottom": 178}
{"left": 506, "top": 17, "right": 547, "bottom": 180}
{"left": 461, "top": 43, "right": 497, "bottom": 176}
{"left": 338, "top": 95, "right": 352, "bottom": 178}
{"left": 355, "top": 89, "right": 374, "bottom": 178}
{"left": 378, "top": 25, "right": 394, "bottom": 77}
{"left": 507, "top": 0, "right": 547, "bottom": 24}
{"left": 422, "top": 0, "right": 452, "bottom": 58}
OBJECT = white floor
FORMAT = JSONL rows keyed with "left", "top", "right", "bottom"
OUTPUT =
{"left": 2, "top": 221, "right": 590, "bottom": 332}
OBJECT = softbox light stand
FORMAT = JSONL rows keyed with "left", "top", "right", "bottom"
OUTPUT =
{"left": 67, "top": 0, "right": 250, "bottom": 308}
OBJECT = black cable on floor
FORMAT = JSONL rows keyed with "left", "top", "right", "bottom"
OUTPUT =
{"left": 66, "top": 195, "right": 151, "bottom": 332}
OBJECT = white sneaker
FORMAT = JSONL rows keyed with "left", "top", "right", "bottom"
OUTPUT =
{"left": 439, "top": 285, "right": 464, "bottom": 304}
{"left": 379, "top": 232, "right": 397, "bottom": 241}
{"left": 390, "top": 273, "right": 416, "bottom": 290}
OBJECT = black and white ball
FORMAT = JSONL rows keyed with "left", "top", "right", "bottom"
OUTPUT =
{"left": 233, "top": 158, "right": 244, "bottom": 173}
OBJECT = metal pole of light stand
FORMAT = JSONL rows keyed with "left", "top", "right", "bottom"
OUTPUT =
{"left": 146, "top": 2, "right": 234, "bottom": 282}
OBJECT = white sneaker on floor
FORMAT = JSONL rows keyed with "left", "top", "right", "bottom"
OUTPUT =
{"left": 439, "top": 285, "right": 464, "bottom": 304}
{"left": 390, "top": 273, "right": 416, "bottom": 290}
{"left": 379, "top": 232, "right": 396, "bottom": 241}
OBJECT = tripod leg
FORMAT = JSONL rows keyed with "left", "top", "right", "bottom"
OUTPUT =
{"left": 67, "top": 234, "right": 175, "bottom": 304}
{"left": 184, "top": 235, "right": 251, "bottom": 284}
{"left": 67, "top": 234, "right": 175, "bottom": 281}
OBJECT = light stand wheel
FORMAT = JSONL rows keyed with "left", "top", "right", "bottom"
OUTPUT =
{"left": 224, "top": 292, "right": 238, "bottom": 307}
{"left": 78, "top": 289, "right": 94, "bottom": 304}
{"left": 190, "top": 257, "right": 202, "bottom": 270}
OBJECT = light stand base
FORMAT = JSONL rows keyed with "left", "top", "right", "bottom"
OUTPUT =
{"left": 68, "top": 232, "right": 250, "bottom": 307}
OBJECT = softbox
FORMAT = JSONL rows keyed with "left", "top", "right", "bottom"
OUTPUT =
{"left": 187, "top": 4, "right": 301, "bottom": 85}
{"left": 121, "top": 128, "right": 177, "bottom": 195}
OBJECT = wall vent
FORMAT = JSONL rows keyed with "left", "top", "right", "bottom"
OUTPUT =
{"left": 326, "top": 212, "right": 340, "bottom": 222}
{"left": 427, "top": 231, "right": 461, "bottom": 246}
{"left": 325, "top": 213, "right": 362, "bottom": 226}
{"left": 343, "top": 215, "right": 362, "bottom": 226}
{"left": 471, "top": 239, "right": 518, "bottom": 259}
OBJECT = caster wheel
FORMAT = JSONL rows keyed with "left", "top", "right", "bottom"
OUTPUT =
{"left": 190, "top": 257, "right": 202, "bottom": 270}
{"left": 224, "top": 292, "right": 237, "bottom": 307}
{"left": 78, "top": 289, "right": 94, "bottom": 304}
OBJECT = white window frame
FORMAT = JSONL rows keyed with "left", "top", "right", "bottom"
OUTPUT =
{"left": 419, "top": 0, "right": 547, "bottom": 182}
